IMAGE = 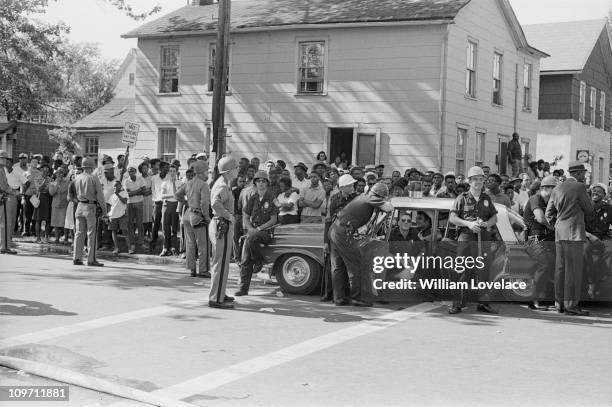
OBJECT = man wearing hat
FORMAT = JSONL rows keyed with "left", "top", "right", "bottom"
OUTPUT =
{"left": 321, "top": 174, "right": 357, "bottom": 301}
{"left": 175, "top": 160, "right": 211, "bottom": 277}
{"left": 236, "top": 170, "right": 278, "bottom": 296}
{"left": 584, "top": 183, "right": 612, "bottom": 297}
{"left": 448, "top": 166, "right": 499, "bottom": 314}
{"left": 73, "top": 157, "right": 106, "bottom": 266}
{"left": 329, "top": 182, "right": 393, "bottom": 306}
{"left": 292, "top": 162, "right": 310, "bottom": 192}
{"left": 545, "top": 161, "right": 594, "bottom": 315}
{"left": 208, "top": 156, "right": 239, "bottom": 309}
{"left": 523, "top": 175, "right": 558, "bottom": 310}
{"left": 0, "top": 151, "right": 17, "bottom": 254}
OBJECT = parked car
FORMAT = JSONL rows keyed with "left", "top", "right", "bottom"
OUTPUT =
{"left": 260, "top": 197, "right": 612, "bottom": 301}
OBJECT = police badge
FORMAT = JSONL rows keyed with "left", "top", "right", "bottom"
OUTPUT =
{"left": 264, "top": 202, "right": 269, "bottom": 209}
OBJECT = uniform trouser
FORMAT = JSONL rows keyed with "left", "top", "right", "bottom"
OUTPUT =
{"left": 1, "top": 196, "right": 17, "bottom": 249}
{"left": 23, "top": 196, "right": 34, "bottom": 235}
{"left": 162, "top": 201, "right": 179, "bottom": 250}
{"left": 320, "top": 252, "right": 333, "bottom": 299}
{"left": 209, "top": 219, "right": 234, "bottom": 302}
{"left": 239, "top": 230, "right": 272, "bottom": 293}
{"left": 584, "top": 239, "right": 612, "bottom": 284}
{"left": 555, "top": 240, "right": 585, "bottom": 309}
{"left": 525, "top": 239, "right": 555, "bottom": 300}
{"left": 183, "top": 216, "right": 209, "bottom": 273}
{"left": 151, "top": 201, "right": 163, "bottom": 243}
{"left": 329, "top": 224, "right": 361, "bottom": 302}
{"left": 233, "top": 214, "right": 242, "bottom": 261}
{"left": 452, "top": 232, "right": 491, "bottom": 307}
{"left": 74, "top": 203, "right": 97, "bottom": 264}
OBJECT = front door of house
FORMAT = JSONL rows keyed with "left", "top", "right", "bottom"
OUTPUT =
{"left": 329, "top": 128, "right": 353, "bottom": 167}
{"left": 498, "top": 138, "right": 508, "bottom": 175}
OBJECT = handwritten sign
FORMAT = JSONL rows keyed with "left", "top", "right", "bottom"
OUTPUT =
{"left": 122, "top": 122, "right": 140, "bottom": 147}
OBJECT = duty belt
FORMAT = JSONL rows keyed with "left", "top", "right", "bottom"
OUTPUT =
{"left": 78, "top": 199, "right": 94, "bottom": 204}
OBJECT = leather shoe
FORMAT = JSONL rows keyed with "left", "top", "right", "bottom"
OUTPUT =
{"left": 87, "top": 261, "right": 104, "bottom": 267}
{"left": 1, "top": 249, "right": 17, "bottom": 255}
{"left": 223, "top": 295, "right": 235, "bottom": 303}
{"left": 565, "top": 307, "right": 589, "bottom": 316}
{"left": 477, "top": 303, "right": 498, "bottom": 314}
{"left": 209, "top": 301, "right": 234, "bottom": 309}
{"left": 234, "top": 290, "right": 248, "bottom": 296}
{"left": 198, "top": 271, "right": 211, "bottom": 278}
{"left": 448, "top": 306, "right": 462, "bottom": 314}
{"left": 190, "top": 270, "right": 197, "bottom": 277}
{"left": 528, "top": 301, "right": 549, "bottom": 311}
{"left": 73, "top": 259, "right": 83, "bottom": 265}
{"left": 352, "top": 299, "right": 373, "bottom": 307}
{"left": 334, "top": 299, "right": 351, "bottom": 306}
{"left": 320, "top": 295, "right": 333, "bottom": 302}
{"left": 159, "top": 249, "right": 170, "bottom": 257}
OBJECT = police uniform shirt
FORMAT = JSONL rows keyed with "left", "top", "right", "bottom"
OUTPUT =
{"left": 211, "top": 177, "right": 234, "bottom": 220}
{"left": 178, "top": 177, "right": 211, "bottom": 223}
{"left": 244, "top": 190, "right": 278, "bottom": 228}
{"left": 523, "top": 194, "right": 553, "bottom": 239}
{"left": 335, "top": 193, "right": 388, "bottom": 230}
{"left": 588, "top": 203, "right": 612, "bottom": 240}
{"left": 74, "top": 172, "right": 105, "bottom": 208}
{"left": 324, "top": 190, "right": 356, "bottom": 244}
{"left": 450, "top": 191, "right": 498, "bottom": 235}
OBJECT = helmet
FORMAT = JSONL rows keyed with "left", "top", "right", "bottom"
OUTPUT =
{"left": 0, "top": 150, "right": 9, "bottom": 159}
{"left": 369, "top": 182, "right": 389, "bottom": 198}
{"left": 541, "top": 175, "right": 558, "bottom": 187}
{"left": 81, "top": 157, "right": 96, "bottom": 168}
{"left": 467, "top": 166, "right": 485, "bottom": 179}
{"left": 253, "top": 170, "right": 270, "bottom": 184}
{"left": 218, "top": 156, "right": 238, "bottom": 174}
{"left": 338, "top": 174, "right": 357, "bottom": 188}
{"left": 192, "top": 160, "right": 208, "bottom": 175}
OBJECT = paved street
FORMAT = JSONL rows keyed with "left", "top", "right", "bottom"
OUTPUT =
{"left": 1, "top": 252, "right": 611, "bottom": 407}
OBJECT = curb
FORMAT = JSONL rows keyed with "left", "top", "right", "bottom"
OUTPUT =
{"left": 0, "top": 355, "right": 197, "bottom": 407}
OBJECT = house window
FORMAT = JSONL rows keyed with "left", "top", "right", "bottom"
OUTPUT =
{"left": 158, "top": 128, "right": 177, "bottom": 161}
{"left": 600, "top": 92, "right": 606, "bottom": 129}
{"left": 475, "top": 131, "right": 485, "bottom": 166}
{"left": 298, "top": 41, "right": 325, "bottom": 94}
{"left": 590, "top": 87, "right": 596, "bottom": 126}
{"left": 523, "top": 63, "right": 532, "bottom": 110}
{"left": 492, "top": 53, "right": 502, "bottom": 105}
{"left": 129, "top": 73, "right": 135, "bottom": 86}
{"left": 208, "top": 43, "right": 230, "bottom": 92}
{"left": 579, "top": 81, "right": 586, "bottom": 122}
{"left": 84, "top": 136, "right": 99, "bottom": 157}
{"left": 456, "top": 127, "right": 467, "bottom": 175}
{"left": 160, "top": 45, "right": 179, "bottom": 93}
{"left": 465, "top": 41, "right": 477, "bottom": 97}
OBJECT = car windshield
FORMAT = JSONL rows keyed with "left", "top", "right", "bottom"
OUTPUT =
{"left": 506, "top": 207, "right": 526, "bottom": 242}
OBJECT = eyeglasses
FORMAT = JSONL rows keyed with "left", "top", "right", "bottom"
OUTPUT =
{"left": 399, "top": 218, "right": 411, "bottom": 223}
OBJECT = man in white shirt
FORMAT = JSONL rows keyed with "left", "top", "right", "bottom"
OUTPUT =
{"left": 108, "top": 180, "right": 131, "bottom": 254}
{"left": 149, "top": 160, "right": 168, "bottom": 251}
{"left": 124, "top": 166, "right": 146, "bottom": 251}
{"left": 292, "top": 162, "right": 310, "bottom": 192}
{"left": 159, "top": 164, "right": 184, "bottom": 256}
{"left": 299, "top": 172, "right": 325, "bottom": 223}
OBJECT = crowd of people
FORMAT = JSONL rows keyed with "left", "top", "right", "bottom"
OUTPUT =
{"left": 0, "top": 142, "right": 610, "bottom": 313}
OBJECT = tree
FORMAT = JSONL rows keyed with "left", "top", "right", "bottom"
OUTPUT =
{"left": 48, "top": 126, "right": 79, "bottom": 156}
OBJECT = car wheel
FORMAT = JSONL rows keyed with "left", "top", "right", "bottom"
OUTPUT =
{"left": 501, "top": 276, "right": 536, "bottom": 301}
{"left": 274, "top": 254, "right": 321, "bottom": 295}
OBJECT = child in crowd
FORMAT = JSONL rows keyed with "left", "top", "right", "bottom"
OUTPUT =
{"left": 108, "top": 180, "right": 131, "bottom": 254}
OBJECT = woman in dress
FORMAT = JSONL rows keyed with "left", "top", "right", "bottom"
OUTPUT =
{"left": 139, "top": 162, "right": 154, "bottom": 240}
{"left": 33, "top": 164, "right": 52, "bottom": 243}
{"left": 49, "top": 167, "right": 70, "bottom": 244}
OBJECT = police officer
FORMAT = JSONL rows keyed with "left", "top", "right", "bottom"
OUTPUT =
{"left": 73, "top": 157, "right": 106, "bottom": 266}
{"left": 176, "top": 161, "right": 211, "bottom": 278}
{"left": 449, "top": 166, "right": 498, "bottom": 314}
{"left": 236, "top": 170, "right": 278, "bottom": 296}
{"left": 0, "top": 151, "right": 17, "bottom": 254}
{"left": 321, "top": 174, "right": 357, "bottom": 302}
{"left": 523, "top": 175, "right": 558, "bottom": 310}
{"left": 584, "top": 183, "right": 612, "bottom": 297}
{"left": 545, "top": 161, "right": 594, "bottom": 315}
{"left": 208, "top": 157, "right": 239, "bottom": 309}
{"left": 329, "top": 182, "right": 393, "bottom": 307}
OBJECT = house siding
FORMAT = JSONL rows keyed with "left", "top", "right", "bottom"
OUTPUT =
{"left": 445, "top": 0, "right": 540, "bottom": 174}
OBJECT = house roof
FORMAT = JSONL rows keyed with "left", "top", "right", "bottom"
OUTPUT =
{"left": 71, "top": 98, "right": 135, "bottom": 130}
{"left": 522, "top": 19, "right": 608, "bottom": 73}
{"left": 122, "top": 0, "right": 471, "bottom": 38}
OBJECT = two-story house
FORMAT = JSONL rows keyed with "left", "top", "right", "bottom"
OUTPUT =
{"left": 524, "top": 19, "right": 611, "bottom": 184}
{"left": 122, "top": 0, "right": 546, "bottom": 175}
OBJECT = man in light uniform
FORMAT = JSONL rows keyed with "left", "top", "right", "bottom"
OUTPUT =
{"left": 73, "top": 157, "right": 106, "bottom": 266}
{"left": 209, "top": 157, "right": 239, "bottom": 309}
{"left": 176, "top": 161, "right": 211, "bottom": 278}
{"left": 0, "top": 151, "right": 17, "bottom": 254}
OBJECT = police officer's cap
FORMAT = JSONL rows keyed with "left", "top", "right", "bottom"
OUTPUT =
{"left": 338, "top": 174, "right": 357, "bottom": 187}
{"left": 369, "top": 182, "right": 389, "bottom": 199}
{"left": 568, "top": 161, "right": 587, "bottom": 173}
{"left": 253, "top": 170, "right": 270, "bottom": 184}
{"left": 218, "top": 156, "right": 238, "bottom": 174}
{"left": 82, "top": 157, "right": 96, "bottom": 168}
{"left": 193, "top": 161, "right": 208, "bottom": 174}
{"left": 540, "top": 175, "right": 558, "bottom": 188}
{"left": 19, "top": 153, "right": 28, "bottom": 159}
{"left": 467, "top": 166, "right": 485, "bottom": 179}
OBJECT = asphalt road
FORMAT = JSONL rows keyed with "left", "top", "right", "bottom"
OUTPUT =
{"left": 1, "top": 252, "right": 611, "bottom": 407}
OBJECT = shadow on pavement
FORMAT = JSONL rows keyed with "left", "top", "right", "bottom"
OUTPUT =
{"left": 0, "top": 297, "right": 78, "bottom": 317}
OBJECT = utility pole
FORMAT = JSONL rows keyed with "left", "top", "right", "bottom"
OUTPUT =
{"left": 211, "top": 0, "right": 231, "bottom": 168}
